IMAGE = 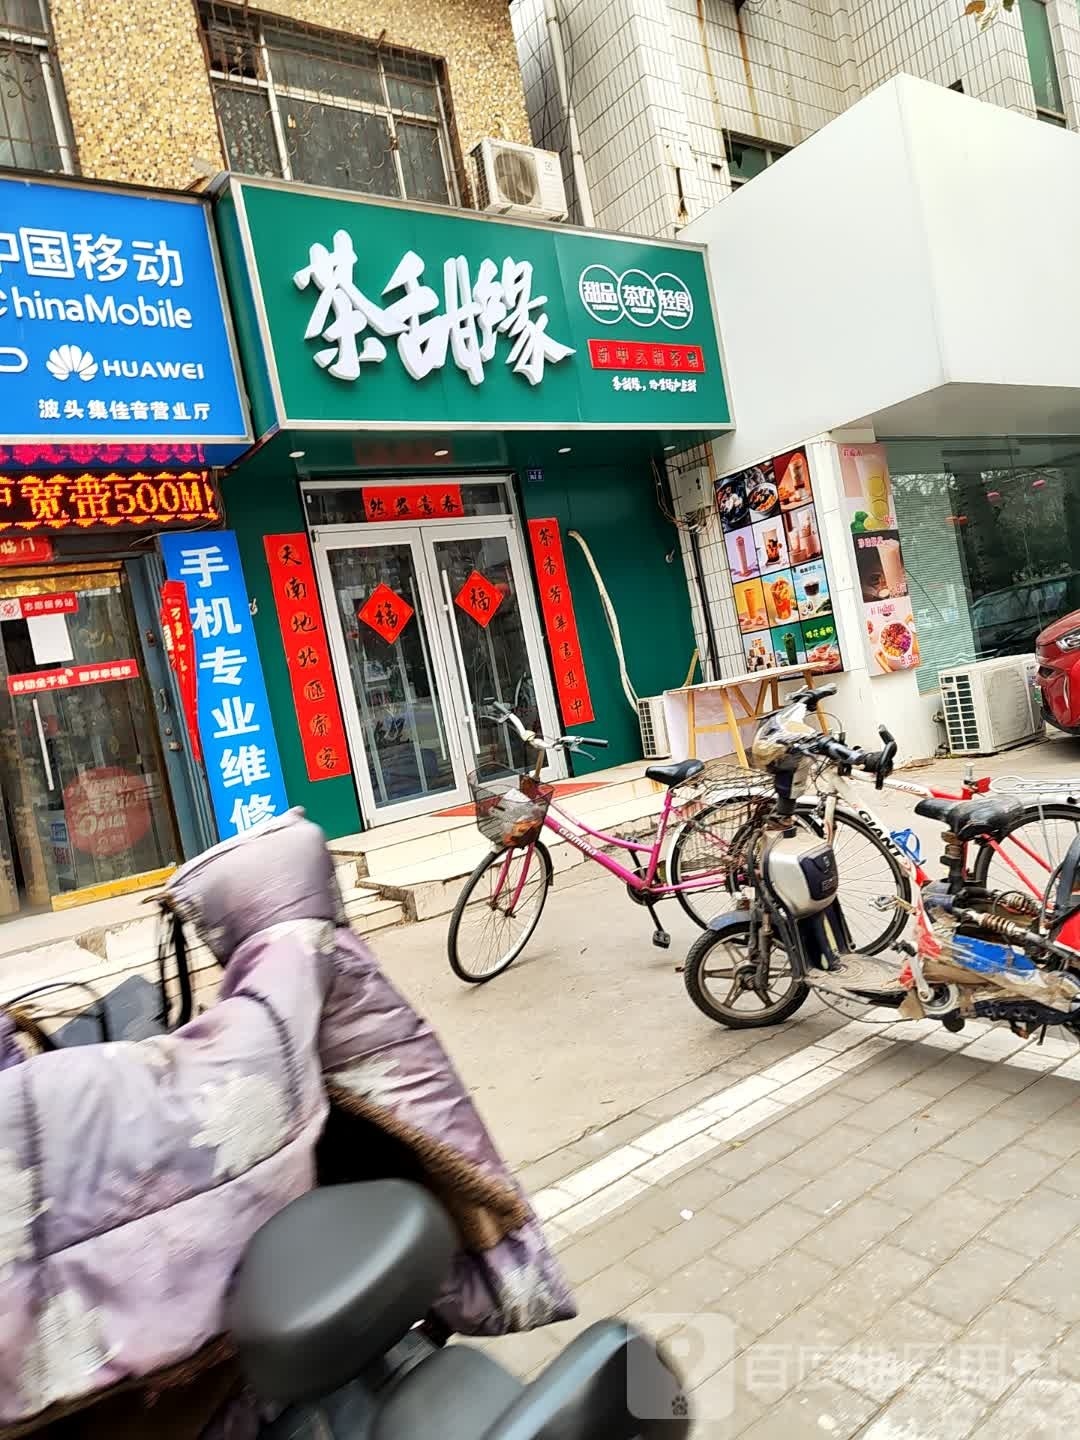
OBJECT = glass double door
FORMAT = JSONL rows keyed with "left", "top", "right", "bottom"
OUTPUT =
{"left": 315, "top": 518, "right": 564, "bottom": 823}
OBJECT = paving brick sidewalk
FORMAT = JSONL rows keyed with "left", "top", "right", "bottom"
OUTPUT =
{"left": 488, "top": 1007, "right": 1080, "bottom": 1438}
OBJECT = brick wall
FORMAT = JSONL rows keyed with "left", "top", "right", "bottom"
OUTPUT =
{"left": 49, "top": 0, "right": 530, "bottom": 191}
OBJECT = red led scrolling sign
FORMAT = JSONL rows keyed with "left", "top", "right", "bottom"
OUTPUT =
{"left": 527, "top": 519, "right": 594, "bottom": 726}
{"left": 0, "top": 471, "right": 221, "bottom": 534}
{"left": 587, "top": 340, "right": 705, "bottom": 373}
{"left": 264, "top": 533, "right": 351, "bottom": 781}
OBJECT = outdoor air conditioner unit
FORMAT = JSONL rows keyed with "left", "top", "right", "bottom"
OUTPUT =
{"left": 470, "top": 139, "right": 569, "bottom": 222}
{"left": 638, "top": 696, "right": 671, "bottom": 760}
{"left": 939, "top": 656, "right": 1045, "bottom": 755}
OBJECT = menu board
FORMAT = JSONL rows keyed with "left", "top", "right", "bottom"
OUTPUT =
{"left": 716, "top": 449, "right": 842, "bottom": 674}
{"left": 838, "top": 444, "right": 921, "bottom": 676}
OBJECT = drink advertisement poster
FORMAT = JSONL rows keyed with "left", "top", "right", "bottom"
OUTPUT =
{"left": 839, "top": 444, "right": 921, "bottom": 676}
{"left": 716, "top": 448, "right": 843, "bottom": 674}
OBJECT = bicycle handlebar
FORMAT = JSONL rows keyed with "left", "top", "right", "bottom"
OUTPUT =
{"left": 481, "top": 700, "right": 609, "bottom": 754}
{"left": 795, "top": 724, "right": 896, "bottom": 789}
{"left": 789, "top": 682, "right": 838, "bottom": 710}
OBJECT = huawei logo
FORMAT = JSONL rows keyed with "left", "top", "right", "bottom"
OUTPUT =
{"left": 45, "top": 345, "right": 98, "bottom": 382}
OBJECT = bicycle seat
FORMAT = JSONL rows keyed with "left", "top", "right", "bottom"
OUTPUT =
{"left": 228, "top": 1180, "right": 456, "bottom": 1406}
{"left": 646, "top": 758, "right": 704, "bottom": 788}
{"left": 914, "top": 795, "right": 1025, "bottom": 841}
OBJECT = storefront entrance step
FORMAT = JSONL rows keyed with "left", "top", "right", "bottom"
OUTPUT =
{"left": 327, "top": 765, "right": 662, "bottom": 881}
{"left": 356, "top": 790, "right": 665, "bottom": 892}
{"left": 339, "top": 890, "right": 406, "bottom": 935}
{"left": 349, "top": 784, "right": 665, "bottom": 888}
{"left": 355, "top": 808, "right": 664, "bottom": 925}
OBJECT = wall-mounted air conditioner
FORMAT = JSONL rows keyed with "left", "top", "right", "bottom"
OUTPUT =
{"left": 470, "top": 139, "right": 569, "bottom": 222}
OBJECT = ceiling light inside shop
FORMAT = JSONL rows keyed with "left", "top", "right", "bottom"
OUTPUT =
{"left": 434, "top": 449, "right": 449, "bottom": 457}
{"left": 289, "top": 450, "right": 306, "bottom": 459}
{"left": 557, "top": 446, "right": 571, "bottom": 454}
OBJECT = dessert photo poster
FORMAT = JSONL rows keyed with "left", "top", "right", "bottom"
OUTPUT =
{"left": 717, "top": 448, "right": 843, "bottom": 673}
{"left": 838, "top": 444, "right": 921, "bottom": 677}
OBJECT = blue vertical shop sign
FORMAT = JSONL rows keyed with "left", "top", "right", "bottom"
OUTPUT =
{"left": 0, "top": 175, "right": 249, "bottom": 458}
{"left": 159, "top": 531, "right": 288, "bottom": 839}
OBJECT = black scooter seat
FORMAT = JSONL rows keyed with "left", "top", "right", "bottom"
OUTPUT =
{"left": 229, "top": 1181, "right": 456, "bottom": 1406}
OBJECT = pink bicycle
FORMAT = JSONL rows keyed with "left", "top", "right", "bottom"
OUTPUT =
{"left": 446, "top": 700, "right": 906, "bottom": 983}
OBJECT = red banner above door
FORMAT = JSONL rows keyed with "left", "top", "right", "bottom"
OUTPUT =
{"left": 359, "top": 484, "right": 464, "bottom": 524}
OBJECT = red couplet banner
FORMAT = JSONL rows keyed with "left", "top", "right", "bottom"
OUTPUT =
{"left": 527, "top": 518, "right": 594, "bottom": 726}
{"left": 159, "top": 579, "right": 202, "bottom": 764}
{"left": 264, "top": 532, "right": 351, "bottom": 781}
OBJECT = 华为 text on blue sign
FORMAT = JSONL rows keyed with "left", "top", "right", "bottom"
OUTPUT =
{"left": 0, "top": 176, "right": 249, "bottom": 458}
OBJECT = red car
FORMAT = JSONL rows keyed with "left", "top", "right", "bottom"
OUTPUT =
{"left": 1036, "top": 610, "right": 1080, "bottom": 733}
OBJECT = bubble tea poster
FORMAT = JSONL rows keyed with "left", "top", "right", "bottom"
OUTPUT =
{"left": 839, "top": 443, "right": 921, "bottom": 677}
{"left": 715, "top": 450, "right": 843, "bottom": 674}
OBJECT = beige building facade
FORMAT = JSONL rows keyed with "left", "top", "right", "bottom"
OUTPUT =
{"left": 5, "top": 0, "right": 531, "bottom": 196}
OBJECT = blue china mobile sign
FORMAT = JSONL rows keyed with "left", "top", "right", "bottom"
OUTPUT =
{"left": 0, "top": 175, "right": 250, "bottom": 461}
{"left": 160, "top": 531, "right": 288, "bottom": 841}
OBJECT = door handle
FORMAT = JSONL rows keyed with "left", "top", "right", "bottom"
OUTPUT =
{"left": 32, "top": 697, "right": 56, "bottom": 792}
{"left": 157, "top": 687, "right": 170, "bottom": 715}
{"left": 439, "top": 568, "right": 480, "bottom": 747}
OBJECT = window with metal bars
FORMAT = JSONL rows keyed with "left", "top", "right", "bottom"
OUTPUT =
{"left": 0, "top": 0, "right": 76, "bottom": 174}
{"left": 199, "top": 2, "right": 459, "bottom": 205}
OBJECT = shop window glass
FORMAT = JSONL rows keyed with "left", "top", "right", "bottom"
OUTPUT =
{"left": 889, "top": 437, "right": 1080, "bottom": 692}
{"left": 200, "top": 2, "right": 458, "bottom": 205}
{"left": 1019, "top": 0, "right": 1066, "bottom": 122}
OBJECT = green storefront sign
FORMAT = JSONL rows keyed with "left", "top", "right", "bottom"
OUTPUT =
{"left": 222, "top": 178, "right": 730, "bottom": 433}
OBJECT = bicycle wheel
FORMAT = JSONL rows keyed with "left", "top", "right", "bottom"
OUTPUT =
{"left": 671, "top": 799, "right": 909, "bottom": 953}
{"left": 448, "top": 841, "right": 553, "bottom": 983}
{"left": 971, "top": 801, "right": 1080, "bottom": 904}
{"left": 683, "top": 915, "right": 808, "bottom": 1028}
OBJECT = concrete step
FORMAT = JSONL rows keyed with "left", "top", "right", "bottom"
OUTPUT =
{"left": 341, "top": 889, "right": 407, "bottom": 934}
{"left": 329, "top": 765, "right": 661, "bottom": 884}
{"left": 359, "top": 789, "right": 669, "bottom": 923}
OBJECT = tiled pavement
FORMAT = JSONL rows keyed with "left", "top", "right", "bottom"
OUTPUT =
{"left": 492, "top": 1006, "right": 1080, "bottom": 1437}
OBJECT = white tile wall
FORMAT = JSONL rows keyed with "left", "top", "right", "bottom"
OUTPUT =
{"left": 510, "top": 0, "right": 1069, "bottom": 697}
{"left": 511, "top": 0, "right": 1057, "bottom": 241}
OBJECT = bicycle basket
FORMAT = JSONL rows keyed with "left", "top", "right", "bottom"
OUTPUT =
{"left": 674, "top": 758, "right": 770, "bottom": 811}
{"left": 469, "top": 772, "right": 553, "bottom": 850}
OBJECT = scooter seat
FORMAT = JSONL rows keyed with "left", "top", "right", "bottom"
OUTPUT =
{"left": 229, "top": 1181, "right": 456, "bottom": 1406}
{"left": 914, "top": 795, "right": 1025, "bottom": 841}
